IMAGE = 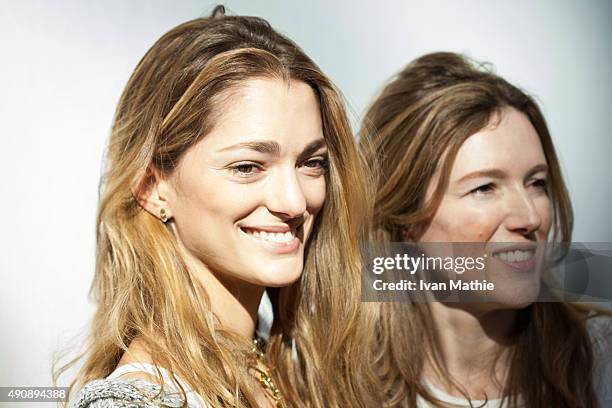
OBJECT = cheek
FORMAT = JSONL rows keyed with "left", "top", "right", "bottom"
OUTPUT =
{"left": 303, "top": 177, "right": 326, "bottom": 214}
{"left": 172, "top": 178, "right": 256, "bottom": 241}
{"left": 177, "top": 179, "right": 225, "bottom": 218}
{"left": 536, "top": 197, "right": 553, "bottom": 236}
{"left": 425, "top": 202, "right": 503, "bottom": 242}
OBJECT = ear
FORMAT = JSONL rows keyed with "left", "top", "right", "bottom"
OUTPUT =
{"left": 402, "top": 222, "right": 427, "bottom": 242}
{"left": 402, "top": 227, "right": 415, "bottom": 242}
{"left": 133, "top": 166, "right": 174, "bottom": 223}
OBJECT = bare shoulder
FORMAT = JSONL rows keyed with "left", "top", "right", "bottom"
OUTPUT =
{"left": 113, "top": 370, "right": 165, "bottom": 384}
{"left": 111, "top": 337, "right": 166, "bottom": 385}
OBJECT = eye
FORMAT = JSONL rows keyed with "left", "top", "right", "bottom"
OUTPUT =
{"left": 301, "top": 157, "right": 329, "bottom": 175}
{"left": 529, "top": 178, "right": 548, "bottom": 192}
{"left": 470, "top": 183, "right": 495, "bottom": 195}
{"left": 229, "top": 162, "right": 263, "bottom": 178}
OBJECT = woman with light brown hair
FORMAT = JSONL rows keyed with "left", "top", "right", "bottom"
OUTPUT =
{"left": 53, "top": 6, "right": 380, "bottom": 408}
{"left": 361, "top": 52, "right": 612, "bottom": 407}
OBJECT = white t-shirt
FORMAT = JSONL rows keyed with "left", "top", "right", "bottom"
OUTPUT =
{"left": 417, "top": 380, "right": 514, "bottom": 407}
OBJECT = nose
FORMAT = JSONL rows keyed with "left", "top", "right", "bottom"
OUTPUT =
{"left": 503, "top": 187, "right": 542, "bottom": 237}
{"left": 265, "top": 168, "right": 307, "bottom": 219}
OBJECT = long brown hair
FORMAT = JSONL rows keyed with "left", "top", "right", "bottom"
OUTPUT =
{"left": 53, "top": 6, "right": 380, "bottom": 407}
{"left": 361, "top": 52, "right": 607, "bottom": 407}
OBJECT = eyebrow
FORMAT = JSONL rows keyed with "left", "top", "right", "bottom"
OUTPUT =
{"left": 456, "top": 163, "right": 548, "bottom": 183}
{"left": 217, "top": 138, "right": 327, "bottom": 158}
{"left": 297, "top": 138, "right": 327, "bottom": 162}
{"left": 218, "top": 140, "right": 281, "bottom": 155}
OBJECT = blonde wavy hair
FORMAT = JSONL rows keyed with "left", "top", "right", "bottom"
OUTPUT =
{"left": 53, "top": 7, "right": 380, "bottom": 407}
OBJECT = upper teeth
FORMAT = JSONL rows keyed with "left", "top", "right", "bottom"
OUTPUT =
{"left": 244, "top": 228, "right": 295, "bottom": 243}
{"left": 494, "top": 249, "right": 534, "bottom": 262}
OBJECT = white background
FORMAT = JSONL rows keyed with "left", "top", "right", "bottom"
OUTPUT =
{"left": 1, "top": 1, "right": 610, "bottom": 406}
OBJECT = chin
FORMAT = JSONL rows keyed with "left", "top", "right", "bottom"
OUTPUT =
{"left": 493, "top": 299, "right": 536, "bottom": 310}
{"left": 251, "top": 261, "right": 304, "bottom": 288}
{"left": 489, "top": 285, "right": 540, "bottom": 309}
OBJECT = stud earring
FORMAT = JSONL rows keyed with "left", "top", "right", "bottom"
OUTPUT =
{"left": 160, "top": 208, "right": 168, "bottom": 223}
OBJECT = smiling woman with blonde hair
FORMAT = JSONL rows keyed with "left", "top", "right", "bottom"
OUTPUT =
{"left": 53, "top": 6, "right": 379, "bottom": 408}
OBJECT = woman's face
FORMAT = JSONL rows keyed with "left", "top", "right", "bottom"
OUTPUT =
{"left": 419, "top": 107, "right": 552, "bottom": 307}
{"left": 160, "top": 78, "right": 327, "bottom": 288}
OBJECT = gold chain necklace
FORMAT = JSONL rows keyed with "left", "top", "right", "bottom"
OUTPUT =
{"left": 249, "top": 336, "right": 284, "bottom": 407}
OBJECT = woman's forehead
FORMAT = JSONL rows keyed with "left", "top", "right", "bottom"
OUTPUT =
{"left": 191, "top": 78, "right": 325, "bottom": 154}
{"left": 449, "top": 108, "right": 546, "bottom": 181}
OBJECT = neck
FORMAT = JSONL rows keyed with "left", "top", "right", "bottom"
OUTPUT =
{"left": 177, "top": 240, "right": 264, "bottom": 339}
{"left": 426, "top": 302, "right": 518, "bottom": 398}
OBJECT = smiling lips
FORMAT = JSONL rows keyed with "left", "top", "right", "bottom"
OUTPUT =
{"left": 491, "top": 244, "right": 538, "bottom": 272}
{"left": 241, "top": 225, "right": 301, "bottom": 254}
